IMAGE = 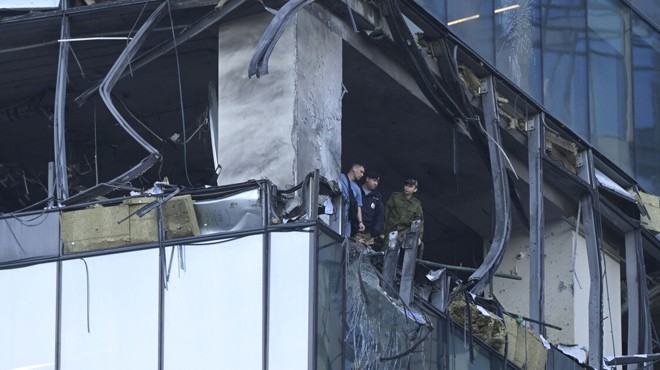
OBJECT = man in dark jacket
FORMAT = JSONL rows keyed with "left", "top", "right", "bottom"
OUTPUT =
{"left": 360, "top": 170, "right": 385, "bottom": 239}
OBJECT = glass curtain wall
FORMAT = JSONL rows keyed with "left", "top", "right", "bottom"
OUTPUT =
{"left": 542, "top": 0, "right": 589, "bottom": 138}
{"left": 163, "top": 236, "right": 265, "bottom": 370}
{"left": 60, "top": 250, "right": 160, "bottom": 370}
{"left": 495, "top": 0, "right": 543, "bottom": 101}
{"left": 632, "top": 15, "right": 660, "bottom": 193}
{"left": 410, "top": 0, "right": 660, "bottom": 194}
{"left": 0, "top": 229, "right": 332, "bottom": 369}
{"left": 316, "top": 229, "right": 344, "bottom": 370}
{"left": 447, "top": 1, "right": 494, "bottom": 62}
{"left": 0, "top": 263, "right": 57, "bottom": 370}
{"left": 587, "top": 0, "right": 634, "bottom": 174}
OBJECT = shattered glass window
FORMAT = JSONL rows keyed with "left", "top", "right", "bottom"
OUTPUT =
{"left": 343, "top": 241, "right": 522, "bottom": 369}
{"left": 495, "top": 0, "right": 542, "bottom": 101}
{"left": 345, "top": 248, "right": 431, "bottom": 369}
{"left": 316, "top": 230, "right": 344, "bottom": 369}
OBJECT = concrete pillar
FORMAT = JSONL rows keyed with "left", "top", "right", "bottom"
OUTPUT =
{"left": 216, "top": 10, "right": 342, "bottom": 188}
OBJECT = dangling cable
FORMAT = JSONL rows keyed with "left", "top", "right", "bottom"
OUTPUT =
{"left": 93, "top": 100, "right": 99, "bottom": 185}
{"left": 127, "top": 1, "right": 150, "bottom": 77}
{"left": 80, "top": 258, "right": 91, "bottom": 333}
{"left": 167, "top": 0, "right": 193, "bottom": 187}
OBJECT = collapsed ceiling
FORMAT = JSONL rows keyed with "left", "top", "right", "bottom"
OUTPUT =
{"left": 0, "top": 1, "right": 249, "bottom": 212}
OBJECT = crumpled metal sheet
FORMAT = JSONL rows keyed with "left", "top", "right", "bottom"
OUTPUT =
{"left": 248, "top": 0, "right": 315, "bottom": 78}
{"left": 193, "top": 187, "right": 263, "bottom": 234}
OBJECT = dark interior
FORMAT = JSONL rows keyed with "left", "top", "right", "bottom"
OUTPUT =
{"left": 0, "top": 3, "right": 226, "bottom": 212}
{"left": 341, "top": 42, "right": 500, "bottom": 270}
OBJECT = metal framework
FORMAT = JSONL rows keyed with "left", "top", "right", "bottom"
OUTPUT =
{"left": 577, "top": 149, "right": 604, "bottom": 366}
{"left": 528, "top": 113, "right": 545, "bottom": 334}
{"left": 470, "top": 75, "right": 512, "bottom": 295}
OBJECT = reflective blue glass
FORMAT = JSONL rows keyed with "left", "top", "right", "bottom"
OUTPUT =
{"left": 495, "top": 0, "right": 542, "bottom": 101}
{"left": 447, "top": 1, "right": 494, "bottom": 62}
{"left": 542, "top": 0, "right": 589, "bottom": 139}
{"left": 588, "top": 0, "right": 634, "bottom": 174}
{"left": 628, "top": 0, "right": 660, "bottom": 30}
{"left": 413, "top": 0, "right": 446, "bottom": 23}
{"left": 632, "top": 15, "right": 660, "bottom": 194}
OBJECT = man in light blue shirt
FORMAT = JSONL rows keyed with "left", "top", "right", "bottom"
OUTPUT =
{"left": 341, "top": 162, "right": 365, "bottom": 237}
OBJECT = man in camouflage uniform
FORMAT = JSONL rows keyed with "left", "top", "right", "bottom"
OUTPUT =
{"left": 383, "top": 178, "right": 424, "bottom": 248}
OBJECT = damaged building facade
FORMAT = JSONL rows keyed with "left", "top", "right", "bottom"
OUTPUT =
{"left": 1, "top": 0, "right": 659, "bottom": 369}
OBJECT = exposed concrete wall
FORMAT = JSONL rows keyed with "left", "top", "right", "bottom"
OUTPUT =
{"left": 494, "top": 219, "right": 578, "bottom": 344}
{"left": 293, "top": 9, "right": 342, "bottom": 184}
{"left": 495, "top": 214, "right": 622, "bottom": 353}
{"left": 574, "top": 242, "right": 622, "bottom": 358}
{"left": 544, "top": 219, "right": 580, "bottom": 345}
{"left": 217, "top": 13, "right": 296, "bottom": 187}
{"left": 602, "top": 252, "right": 622, "bottom": 360}
{"left": 493, "top": 228, "right": 531, "bottom": 318}
{"left": 216, "top": 11, "right": 342, "bottom": 188}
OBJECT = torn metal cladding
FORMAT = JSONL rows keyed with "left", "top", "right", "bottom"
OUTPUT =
{"left": 74, "top": 0, "right": 248, "bottom": 107}
{"left": 379, "top": 0, "right": 474, "bottom": 132}
{"left": 54, "top": 13, "right": 70, "bottom": 201}
{"left": 248, "top": 0, "right": 316, "bottom": 78}
{"left": 469, "top": 76, "right": 512, "bottom": 295}
{"left": 62, "top": 2, "right": 170, "bottom": 205}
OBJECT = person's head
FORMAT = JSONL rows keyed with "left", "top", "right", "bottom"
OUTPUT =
{"left": 347, "top": 162, "right": 365, "bottom": 181}
{"left": 363, "top": 170, "right": 381, "bottom": 191}
{"left": 403, "top": 178, "right": 418, "bottom": 197}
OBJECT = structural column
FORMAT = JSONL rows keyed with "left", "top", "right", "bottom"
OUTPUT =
{"left": 528, "top": 114, "right": 544, "bottom": 335}
{"left": 577, "top": 149, "right": 604, "bottom": 366}
{"left": 216, "top": 10, "right": 342, "bottom": 188}
{"left": 625, "top": 228, "right": 652, "bottom": 367}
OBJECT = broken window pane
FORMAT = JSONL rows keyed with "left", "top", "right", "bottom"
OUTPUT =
{"left": 316, "top": 229, "right": 344, "bottom": 369}
{"left": 495, "top": 0, "right": 542, "bottom": 101}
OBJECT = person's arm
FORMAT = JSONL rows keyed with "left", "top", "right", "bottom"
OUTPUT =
{"left": 357, "top": 207, "right": 365, "bottom": 232}
{"left": 354, "top": 184, "right": 365, "bottom": 231}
